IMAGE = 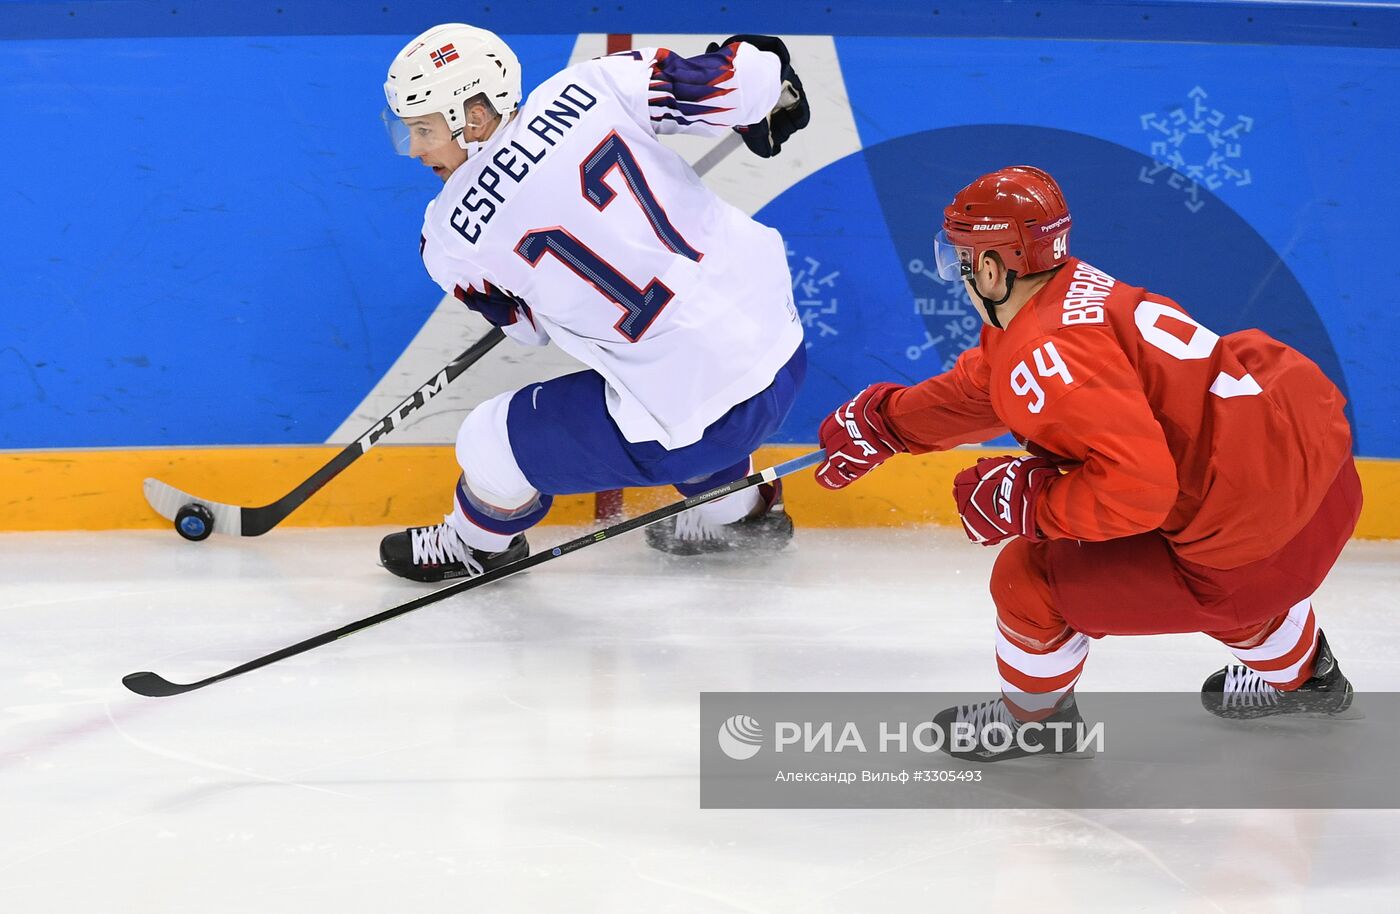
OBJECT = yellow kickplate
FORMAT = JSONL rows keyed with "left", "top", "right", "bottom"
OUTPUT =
{"left": 0, "top": 445, "right": 592, "bottom": 532}
{"left": 2, "top": 444, "right": 1398, "bottom": 538}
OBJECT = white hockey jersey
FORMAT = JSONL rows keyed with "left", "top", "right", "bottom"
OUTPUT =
{"left": 419, "top": 42, "right": 803, "bottom": 448}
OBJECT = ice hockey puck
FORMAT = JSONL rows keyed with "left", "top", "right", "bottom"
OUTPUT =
{"left": 175, "top": 503, "right": 215, "bottom": 542}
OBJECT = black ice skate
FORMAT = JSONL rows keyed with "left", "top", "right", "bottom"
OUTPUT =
{"left": 645, "top": 480, "right": 793, "bottom": 556}
{"left": 932, "top": 693, "right": 1097, "bottom": 763}
{"left": 379, "top": 521, "right": 528, "bottom": 583}
{"left": 1201, "top": 629, "right": 1355, "bottom": 720}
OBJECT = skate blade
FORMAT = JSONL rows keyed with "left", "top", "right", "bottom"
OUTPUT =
{"left": 1305, "top": 703, "right": 1365, "bottom": 721}
{"left": 1212, "top": 700, "right": 1366, "bottom": 722}
{"left": 1054, "top": 747, "right": 1099, "bottom": 759}
{"left": 1289, "top": 687, "right": 1365, "bottom": 721}
{"left": 950, "top": 746, "right": 1098, "bottom": 764}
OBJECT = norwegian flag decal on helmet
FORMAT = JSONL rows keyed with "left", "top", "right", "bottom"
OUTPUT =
{"left": 430, "top": 44, "right": 459, "bottom": 68}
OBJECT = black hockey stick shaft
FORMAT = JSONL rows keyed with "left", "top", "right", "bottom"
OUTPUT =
{"left": 236, "top": 327, "right": 506, "bottom": 535}
{"left": 123, "top": 449, "right": 825, "bottom": 697}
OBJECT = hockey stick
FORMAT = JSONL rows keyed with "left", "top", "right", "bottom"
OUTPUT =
{"left": 143, "top": 327, "right": 507, "bottom": 538}
{"left": 123, "top": 449, "right": 824, "bottom": 697}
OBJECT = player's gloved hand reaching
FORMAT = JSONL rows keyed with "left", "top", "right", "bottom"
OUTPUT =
{"left": 953, "top": 455, "right": 1059, "bottom": 546}
{"left": 708, "top": 34, "right": 810, "bottom": 157}
{"left": 454, "top": 282, "right": 530, "bottom": 329}
{"left": 815, "top": 382, "right": 908, "bottom": 490}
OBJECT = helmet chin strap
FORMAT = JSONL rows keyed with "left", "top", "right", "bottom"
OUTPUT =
{"left": 972, "top": 270, "right": 1018, "bottom": 330}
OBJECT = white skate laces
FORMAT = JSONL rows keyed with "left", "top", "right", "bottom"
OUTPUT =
{"left": 673, "top": 487, "right": 765, "bottom": 541}
{"left": 410, "top": 522, "right": 485, "bottom": 575}
{"left": 957, "top": 699, "right": 1020, "bottom": 731}
{"left": 1218, "top": 666, "right": 1282, "bottom": 711}
{"left": 643, "top": 482, "right": 791, "bottom": 556}
{"left": 673, "top": 509, "right": 723, "bottom": 542}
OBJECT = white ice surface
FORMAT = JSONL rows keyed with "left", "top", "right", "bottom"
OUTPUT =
{"left": 2, "top": 526, "right": 1398, "bottom": 913}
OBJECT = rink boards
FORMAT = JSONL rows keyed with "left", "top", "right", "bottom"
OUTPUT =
{"left": 5, "top": 444, "right": 1400, "bottom": 538}
{"left": 3, "top": 8, "right": 1398, "bottom": 536}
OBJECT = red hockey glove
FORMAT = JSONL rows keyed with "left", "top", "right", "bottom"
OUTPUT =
{"left": 953, "top": 455, "right": 1059, "bottom": 546}
{"left": 815, "top": 383, "right": 908, "bottom": 490}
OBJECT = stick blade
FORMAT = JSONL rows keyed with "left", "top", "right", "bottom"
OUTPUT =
{"left": 122, "top": 670, "right": 201, "bottom": 698}
{"left": 142, "top": 477, "right": 244, "bottom": 536}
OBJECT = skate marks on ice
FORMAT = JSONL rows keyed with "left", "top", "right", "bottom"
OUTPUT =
{"left": 0, "top": 528, "right": 1399, "bottom": 911}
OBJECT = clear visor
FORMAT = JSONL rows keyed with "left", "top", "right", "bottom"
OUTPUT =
{"left": 381, "top": 108, "right": 459, "bottom": 156}
{"left": 933, "top": 229, "right": 973, "bottom": 282}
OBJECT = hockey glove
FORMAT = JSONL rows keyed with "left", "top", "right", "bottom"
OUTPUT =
{"left": 953, "top": 455, "right": 1059, "bottom": 546}
{"left": 815, "top": 382, "right": 908, "bottom": 490}
{"left": 708, "top": 34, "right": 810, "bottom": 157}
{"left": 454, "top": 282, "right": 529, "bottom": 329}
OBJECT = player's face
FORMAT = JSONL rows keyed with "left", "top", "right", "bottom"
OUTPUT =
{"left": 935, "top": 230, "right": 995, "bottom": 323}
{"left": 400, "top": 115, "right": 468, "bottom": 181}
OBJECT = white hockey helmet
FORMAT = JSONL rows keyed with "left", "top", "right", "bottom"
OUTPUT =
{"left": 382, "top": 23, "right": 521, "bottom": 155}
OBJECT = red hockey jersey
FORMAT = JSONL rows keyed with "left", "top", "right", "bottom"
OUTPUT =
{"left": 884, "top": 258, "right": 1352, "bottom": 569}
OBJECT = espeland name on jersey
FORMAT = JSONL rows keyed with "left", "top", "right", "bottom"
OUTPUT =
{"left": 449, "top": 84, "right": 598, "bottom": 244}
{"left": 418, "top": 47, "right": 803, "bottom": 450}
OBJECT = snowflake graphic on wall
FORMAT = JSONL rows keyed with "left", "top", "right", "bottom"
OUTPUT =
{"left": 1139, "top": 86, "right": 1254, "bottom": 213}
{"left": 906, "top": 258, "right": 980, "bottom": 370}
{"left": 788, "top": 247, "right": 840, "bottom": 348}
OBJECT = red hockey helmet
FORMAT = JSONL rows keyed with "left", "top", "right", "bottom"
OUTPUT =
{"left": 933, "top": 165, "right": 1072, "bottom": 284}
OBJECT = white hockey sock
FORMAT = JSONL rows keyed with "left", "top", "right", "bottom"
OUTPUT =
{"left": 448, "top": 389, "right": 546, "bottom": 553}
{"left": 446, "top": 504, "right": 518, "bottom": 554}
{"left": 692, "top": 486, "right": 763, "bottom": 526}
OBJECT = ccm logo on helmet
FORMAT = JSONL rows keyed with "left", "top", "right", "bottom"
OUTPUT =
{"left": 973, "top": 223, "right": 1010, "bottom": 231}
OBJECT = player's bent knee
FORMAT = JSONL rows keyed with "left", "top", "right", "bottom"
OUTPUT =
{"left": 456, "top": 390, "right": 538, "bottom": 507}
{"left": 990, "top": 538, "right": 1058, "bottom": 631}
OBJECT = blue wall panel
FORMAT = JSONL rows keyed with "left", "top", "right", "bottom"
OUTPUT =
{"left": 3, "top": 1, "right": 1398, "bottom": 47}
{"left": 2, "top": 3, "right": 1398, "bottom": 456}
{"left": 768, "top": 125, "right": 1351, "bottom": 446}
{"left": 0, "top": 33, "right": 575, "bottom": 447}
{"left": 823, "top": 36, "right": 1398, "bottom": 454}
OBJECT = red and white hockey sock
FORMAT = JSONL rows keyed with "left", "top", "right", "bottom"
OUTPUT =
{"left": 995, "top": 625, "right": 1090, "bottom": 720}
{"left": 1222, "top": 598, "right": 1319, "bottom": 691}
